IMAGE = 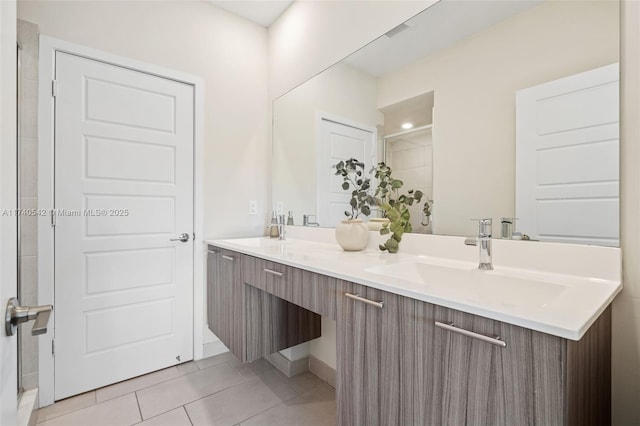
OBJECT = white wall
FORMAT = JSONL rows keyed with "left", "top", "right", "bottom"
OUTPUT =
{"left": 17, "top": 0, "right": 269, "bottom": 352}
{"left": 615, "top": 1, "right": 640, "bottom": 423}
{"left": 268, "top": 0, "right": 436, "bottom": 100}
{"left": 273, "top": 62, "right": 383, "bottom": 226}
{"left": 377, "top": 0, "right": 619, "bottom": 237}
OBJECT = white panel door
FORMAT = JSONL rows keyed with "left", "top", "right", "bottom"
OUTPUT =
{"left": 54, "top": 52, "right": 194, "bottom": 399}
{"left": 317, "top": 119, "right": 376, "bottom": 228}
{"left": 516, "top": 63, "right": 619, "bottom": 246}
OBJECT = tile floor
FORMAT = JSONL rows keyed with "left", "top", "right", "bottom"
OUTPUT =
{"left": 35, "top": 353, "right": 336, "bottom": 426}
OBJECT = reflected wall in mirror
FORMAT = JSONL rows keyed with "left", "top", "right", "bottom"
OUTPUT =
{"left": 272, "top": 0, "right": 620, "bottom": 246}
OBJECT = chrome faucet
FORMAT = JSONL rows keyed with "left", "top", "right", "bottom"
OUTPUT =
{"left": 303, "top": 214, "right": 320, "bottom": 227}
{"left": 500, "top": 217, "right": 517, "bottom": 239}
{"left": 465, "top": 218, "right": 493, "bottom": 270}
{"left": 278, "top": 214, "right": 286, "bottom": 240}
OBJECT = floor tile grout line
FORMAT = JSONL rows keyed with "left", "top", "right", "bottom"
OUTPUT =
{"left": 236, "top": 400, "right": 288, "bottom": 425}
{"left": 35, "top": 355, "right": 246, "bottom": 424}
{"left": 97, "top": 361, "right": 204, "bottom": 404}
{"left": 98, "top": 358, "right": 231, "bottom": 406}
{"left": 141, "top": 372, "right": 250, "bottom": 421}
{"left": 35, "top": 391, "right": 97, "bottom": 424}
{"left": 37, "top": 356, "right": 301, "bottom": 425}
{"left": 238, "top": 382, "right": 335, "bottom": 425}
{"left": 93, "top": 356, "right": 259, "bottom": 406}
{"left": 182, "top": 405, "right": 194, "bottom": 426}
{"left": 176, "top": 367, "right": 299, "bottom": 420}
{"left": 134, "top": 391, "right": 144, "bottom": 424}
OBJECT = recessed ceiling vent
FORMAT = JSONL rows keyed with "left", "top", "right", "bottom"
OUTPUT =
{"left": 385, "top": 23, "right": 410, "bottom": 38}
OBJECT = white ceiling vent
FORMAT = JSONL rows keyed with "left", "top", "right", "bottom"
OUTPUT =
{"left": 385, "top": 23, "right": 410, "bottom": 38}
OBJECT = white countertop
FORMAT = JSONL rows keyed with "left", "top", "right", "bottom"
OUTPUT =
{"left": 206, "top": 233, "right": 622, "bottom": 340}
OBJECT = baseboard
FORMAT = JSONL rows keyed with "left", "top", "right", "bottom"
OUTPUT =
{"left": 265, "top": 352, "right": 310, "bottom": 378}
{"left": 308, "top": 355, "right": 336, "bottom": 388}
{"left": 18, "top": 388, "right": 38, "bottom": 426}
{"left": 202, "top": 339, "right": 229, "bottom": 360}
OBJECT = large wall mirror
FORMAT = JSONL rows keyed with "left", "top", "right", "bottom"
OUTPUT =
{"left": 273, "top": 0, "right": 620, "bottom": 246}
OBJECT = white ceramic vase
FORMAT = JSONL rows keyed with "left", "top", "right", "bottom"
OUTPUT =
{"left": 335, "top": 219, "right": 369, "bottom": 251}
{"left": 367, "top": 218, "right": 390, "bottom": 232}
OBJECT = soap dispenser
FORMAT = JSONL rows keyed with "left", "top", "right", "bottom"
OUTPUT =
{"left": 287, "top": 211, "right": 294, "bottom": 226}
{"left": 269, "top": 211, "right": 280, "bottom": 238}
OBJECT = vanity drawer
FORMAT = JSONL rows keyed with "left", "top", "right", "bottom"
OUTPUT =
{"left": 243, "top": 255, "right": 290, "bottom": 300}
{"left": 242, "top": 255, "right": 336, "bottom": 319}
{"left": 289, "top": 267, "right": 337, "bottom": 320}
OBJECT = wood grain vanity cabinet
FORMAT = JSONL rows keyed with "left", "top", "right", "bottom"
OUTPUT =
{"left": 207, "top": 245, "right": 322, "bottom": 362}
{"left": 337, "top": 280, "right": 611, "bottom": 426}
{"left": 207, "top": 247, "right": 243, "bottom": 359}
{"left": 207, "top": 245, "right": 611, "bottom": 425}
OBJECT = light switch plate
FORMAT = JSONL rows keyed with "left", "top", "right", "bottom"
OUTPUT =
{"left": 249, "top": 200, "right": 257, "bottom": 215}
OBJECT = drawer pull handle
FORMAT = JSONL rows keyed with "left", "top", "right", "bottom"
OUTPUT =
{"left": 263, "top": 268, "right": 285, "bottom": 277}
{"left": 345, "top": 292, "right": 384, "bottom": 309}
{"left": 221, "top": 255, "right": 235, "bottom": 261}
{"left": 207, "top": 250, "right": 218, "bottom": 254}
{"left": 435, "top": 321, "right": 507, "bottom": 348}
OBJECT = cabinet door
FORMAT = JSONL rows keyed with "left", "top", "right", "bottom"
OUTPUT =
{"left": 206, "top": 246, "right": 243, "bottom": 360}
{"left": 405, "top": 301, "right": 565, "bottom": 425}
{"left": 337, "top": 281, "right": 403, "bottom": 426}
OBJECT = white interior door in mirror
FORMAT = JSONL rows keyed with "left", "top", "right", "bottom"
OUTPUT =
{"left": 317, "top": 117, "right": 376, "bottom": 228}
{"left": 53, "top": 52, "right": 194, "bottom": 399}
{"left": 516, "top": 63, "right": 619, "bottom": 246}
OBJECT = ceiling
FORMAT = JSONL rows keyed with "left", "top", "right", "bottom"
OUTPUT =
{"left": 345, "top": 0, "right": 543, "bottom": 77}
{"left": 208, "top": 0, "right": 294, "bottom": 27}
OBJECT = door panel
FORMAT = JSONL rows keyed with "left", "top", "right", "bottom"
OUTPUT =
{"left": 317, "top": 119, "right": 375, "bottom": 228}
{"left": 54, "top": 52, "right": 194, "bottom": 399}
{"left": 516, "top": 63, "right": 619, "bottom": 246}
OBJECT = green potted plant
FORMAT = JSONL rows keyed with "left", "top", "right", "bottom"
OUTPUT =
{"left": 333, "top": 158, "right": 374, "bottom": 251}
{"left": 373, "top": 162, "right": 433, "bottom": 253}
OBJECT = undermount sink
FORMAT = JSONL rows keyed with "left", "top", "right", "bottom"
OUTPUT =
{"left": 364, "top": 260, "right": 568, "bottom": 308}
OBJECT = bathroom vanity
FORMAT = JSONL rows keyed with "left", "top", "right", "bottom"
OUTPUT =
{"left": 206, "top": 233, "right": 620, "bottom": 426}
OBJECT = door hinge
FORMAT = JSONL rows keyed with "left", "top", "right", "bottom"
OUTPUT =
{"left": 50, "top": 209, "right": 56, "bottom": 227}
{"left": 52, "top": 339, "right": 55, "bottom": 357}
{"left": 52, "top": 80, "right": 58, "bottom": 97}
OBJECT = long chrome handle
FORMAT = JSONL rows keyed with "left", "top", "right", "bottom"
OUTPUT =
{"left": 263, "top": 268, "right": 285, "bottom": 277}
{"left": 208, "top": 249, "right": 218, "bottom": 254}
{"left": 221, "top": 255, "right": 234, "bottom": 261}
{"left": 435, "top": 321, "right": 506, "bottom": 348}
{"left": 5, "top": 297, "right": 53, "bottom": 336}
{"left": 345, "top": 292, "right": 384, "bottom": 309}
{"left": 170, "top": 233, "right": 190, "bottom": 242}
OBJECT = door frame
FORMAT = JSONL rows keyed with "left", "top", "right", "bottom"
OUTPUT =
{"left": 37, "top": 36, "right": 205, "bottom": 407}
{"left": 0, "top": 0, "right": 18, "bottom": 424}
{"left": 315, "top": 111, "right": 378, "bottom": 226}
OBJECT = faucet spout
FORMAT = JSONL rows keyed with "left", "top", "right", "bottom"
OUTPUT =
{"left": 472, "top": 218, "right": 493, "bottom": 270}
{"left": 278, "top": 214, "right": 286, "bottom": 240}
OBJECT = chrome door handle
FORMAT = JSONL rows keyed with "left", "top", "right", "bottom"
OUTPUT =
{"left": 435, "top": 321, "right": 507, "bottom": 348}
{"left": 344, "top": 292, "right": 384, "bottom": 309}
{"left": 263, "top": 268, "right": 285, "bottom": 277}
{"left": 170, "top": 233, "right": 190, "bottom": 242}
{"left": 5, "top": 297, "right": 53, "bottom": 336}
